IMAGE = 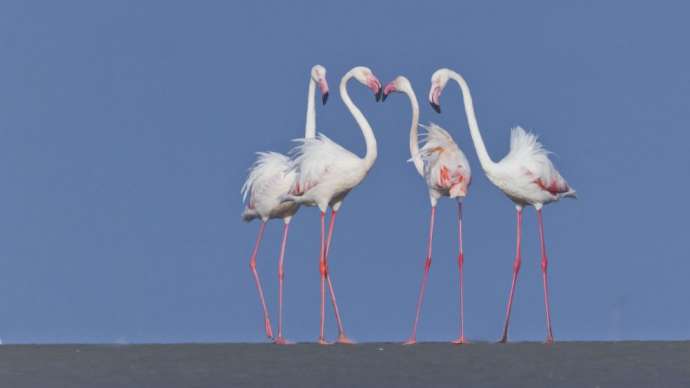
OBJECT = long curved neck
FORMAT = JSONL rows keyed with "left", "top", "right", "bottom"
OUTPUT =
{"left": 448, "top": 71, "right": 496, "bottom": 171}
{"left": 340, "top": 71, "right": 377, "bottom": 170}
{"left": 304, "top": 78, "right": 317, "bottom": 138}
{"left": 403, "top": 85, "right": 424, "bottom": 176}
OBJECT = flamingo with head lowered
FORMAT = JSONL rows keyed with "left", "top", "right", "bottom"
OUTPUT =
{"left": 241, "top": 65, "right": 329, "bottom": 345}
{"left": 284, "top": 66, "right": 383, "bottom": 344}
{"left": 429, "top": 68, "right": 576, "bottom": 344}
{"left": 383, "top": 76, "right": 472, "bottom": 345}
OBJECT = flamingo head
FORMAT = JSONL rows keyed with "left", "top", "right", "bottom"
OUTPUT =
{"left": 382, "top": 75, "right": 412, "bottom": 102}
{"left": 352, "top": 66, "right": 383, "bottom": 102}
{"left": 429, "top": 68, "right": 451, "bottom": 113}
{"left": 311, "top": 65, "right": 329, "bottom": 105}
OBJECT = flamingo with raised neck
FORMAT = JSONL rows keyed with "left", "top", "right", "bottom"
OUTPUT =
{"left": 285, "top": 66, "right": 383, "bottom": 344}
{"left": 429, "top": 68, "right": 576, "bottom": 344}
{"left": 384, "top": 75, "right": 472, "bottom": 345}
{"left": 241, "top": 65, "right": 328, "bottom": 344}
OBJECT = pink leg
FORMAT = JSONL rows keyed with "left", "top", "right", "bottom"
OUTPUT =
{"left": 452, "top": 202, "right": 468, "bottom": 345}
{"left": 499, "top": 208, "right": 522, "bottom": 343}
{"left": 274, "top": 222, "right": 293, "bottom": 345}
{"left": 537, "top": 208, "right": 555, "bottom": 344}
{"left": 249, "top": 222, "right": 273, "bottom": 339}
{"left": 317, "top": 212, "right": 330, "bottom": 345}
{"left": 404, "top": 206, "right": 436, "bottom": 345}
{"left": 323, "top": 210, "right": 353, "bottom": 344}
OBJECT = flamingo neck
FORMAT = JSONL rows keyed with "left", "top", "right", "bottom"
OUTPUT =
{"left": 340, "top": 70, "right": 377, "bottom": 171}
{"left": 304, "top": 78, "right": 317, "bottom": 139}
{"left": 403, "top": 84, "right": 424, "bottom": 176}
{"left": 448, "top": 71, "right": 496, "bottom": 172}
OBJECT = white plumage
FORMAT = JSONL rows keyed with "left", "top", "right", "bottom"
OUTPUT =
{"left": 489, "top": 126, "right": 575, "bottom": 206}
{"left": 417, "top": 123, "right": 472, "bottom": 203}
{"left": 288, "top": 133, "right": 366, "bottom": 210}
{"left": 241, "top": 151, "right": 298, "bottom": 222}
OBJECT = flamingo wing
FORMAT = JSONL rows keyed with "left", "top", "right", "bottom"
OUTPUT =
{"left": 289, "top": 133, "right": 359, "bottom": 194}
{"left": 417, "top": 123, "right": 471, "bottom": 192}
{"left": 504, "top": 126, "right": 573, "bottom": 197}
{"left": 241, "top": 151, "right": 295, "bottom": 205}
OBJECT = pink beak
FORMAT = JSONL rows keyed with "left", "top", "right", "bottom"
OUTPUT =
{"left": 318, "top": 79, "right": 329, "bottom": 105}
{"left": 367, "top": 76, "right": 383, "bottom": 102}
{"left": 429, "top": 85, "right": 442, "bottom": 113}
{"left": 382, "top": 82, "right": 396, "bottom": 101}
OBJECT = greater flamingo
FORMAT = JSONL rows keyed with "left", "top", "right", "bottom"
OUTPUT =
{"left": 429, "top": 68, "right": 576, "bottom": 343}
{"left": 285, "top": 66, "right": 383, "bottom": 344}
{"left": 383, "top": 76, "right": 472, "bottom": 345}
{"left": 241, "top": 65, "right": 329, "bottom": 344}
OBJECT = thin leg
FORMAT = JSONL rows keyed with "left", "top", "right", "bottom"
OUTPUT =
{"left": 323, "top": 209, "right": 353, "bottom": 344}
{"left": 404, "top": 206, "right": 436, "bottom": 345}
{"left": 452, "top": 202, "right": 468, "bottom": 344}
{"left": 249, "top": 222, "right": 273, "bottom": 339}
{"left": 499, "top": 208, "right": 523, "bottom": 343}
{"left": 325, "top": 209, "right": 336, "bottom": 257}
{"left": 537, "top": 208, "right": 555, "bottom": 344}
{"left": 274, "top": 222, "right": 293, "bottom": 345}
{"left": 317, "top": 212, "right": 329, "bottom": 345}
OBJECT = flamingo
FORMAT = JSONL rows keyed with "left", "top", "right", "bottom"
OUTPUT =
{"left": 284, "top": 66, "right": 383, "bottom": 344}
{"left": 241, "top": 65, "right": 329, "bottom": 344}
{"left": 383, "top": 76, "right": 472, "bottom": 345}
{"left": 429, "top": 68, "right": 576, "bottom": 343}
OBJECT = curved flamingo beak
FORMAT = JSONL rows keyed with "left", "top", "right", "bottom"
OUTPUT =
{"left": 429, "top": 85, "right": 442, "bottom": 113}
{"left": 382, "top": 82, "right": 396, "bottom": 102}
{"left": 319, "top": 79, "right": 329, "bottom": 105}
{"left": 368, "top": 76, "right": 383, "bottom": 102}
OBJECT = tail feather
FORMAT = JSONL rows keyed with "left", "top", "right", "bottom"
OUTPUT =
{"left": 241, "top": 208, "right": 259, "bottom": 222}
{"left": 416, "top": 122, "right": 457, "bottom": 163}
{"left": 241, "top": 151, "right": 292, "bottom": 203}
{"left": 563, "top": 189, "right": 577, "bottom": 199}
{"left": 509, "top": 126, "right": 549, "bottom": 158}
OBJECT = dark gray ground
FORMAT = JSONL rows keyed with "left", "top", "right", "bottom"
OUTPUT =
{"left": 0, "top": 342, "right": 688, "bottom": 388}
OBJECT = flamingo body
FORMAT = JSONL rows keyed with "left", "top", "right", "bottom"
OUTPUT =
{"left": 418, "top": 123, "right": 471, "bottom": 204}
{"left": 487, "top": 127, "right": 575, "bottom": 207}
{"left": 289, "top": 133, "right": 364, "bottom": 210}
{"left": 241, "top": 152, "right": 298, "bottom": 222}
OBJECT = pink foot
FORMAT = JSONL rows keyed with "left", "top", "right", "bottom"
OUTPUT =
{"left": 451, "top": 336, "right": 469, "bottom": 345}
{"left": 497, "top": 336, "right": 508, "bottom": 344}
{"left": 403, "top": 338, "right": 417, "bottom": 345}
{"left": 273, "top": 336, "right": 294, "bottom": 345}
{"left": 545, "top": 336, "right": 555, "bottom": 344}
{"left": 336, "top": 334, "right": 355, "bottom": 345}
{"left": 265, "top": 323, "right": 274, "bottom": 340}
{"left": 317, "top": 337, "right": 332, "bottom": 345}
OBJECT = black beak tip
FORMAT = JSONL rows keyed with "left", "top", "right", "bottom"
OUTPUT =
{"left": 322, "top": 92, "right": 329, "bottom": 105}
{"left": 430, "top": 101, "right": 441, "bottom": 113}
{"left": 375, "top": 88, "right": 383, "bottom": 102}
{"left": 382, "top": 92, "right": 388, "bottom": 102}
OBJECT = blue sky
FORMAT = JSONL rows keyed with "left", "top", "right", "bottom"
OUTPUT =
{"left": 0, "top": 1, "right": 688, "bottom": 343}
